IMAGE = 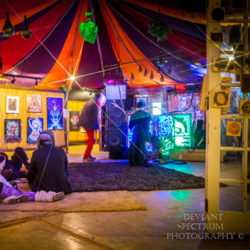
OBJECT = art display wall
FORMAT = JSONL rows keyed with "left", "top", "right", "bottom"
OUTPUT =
{"left": 0, "top": 84, "right": 65, "bottom": 151}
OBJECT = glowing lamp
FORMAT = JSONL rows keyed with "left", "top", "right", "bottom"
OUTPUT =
{"left": 21, "top": 16, "right": 32, "bottom": 39}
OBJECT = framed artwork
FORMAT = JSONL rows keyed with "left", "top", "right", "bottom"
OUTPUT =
{"left": 27, "top": 117, "right": 43, "bottom": 143}
{"left": 27, "top": 94, "right": 42, "bottom": 113}
{"left": 6, "top": 96, "right": 19, "bottom": 114}
{"left": 4, "top": 119, "right": 21, "bottom": 142}
{"left": 47, "top": 97, "right": 63, "bottom": 130}
{"left": 69, "top": 111, "right": 80, "bottom": 131}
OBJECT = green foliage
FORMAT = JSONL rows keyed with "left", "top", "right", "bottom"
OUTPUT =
{"left": 148, "top": 18, "right": 171, "bottom": 42}
{"left": 79, "top": 12, "right": 98, "bottom": 44}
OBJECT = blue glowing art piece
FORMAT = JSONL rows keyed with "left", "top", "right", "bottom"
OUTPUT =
{"left": 158, "top": 114, "right": 174, "bottom": 137}
{"left": 27, "top": 117, "right": 43, "bottom": 143}
{"left": 47, "top": 97, "right": 63, "bottom": 130}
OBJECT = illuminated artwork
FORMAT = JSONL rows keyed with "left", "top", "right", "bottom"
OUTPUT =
{"left": 158, "top": 115, "right": 174, "bottom": 137}
{"left": 69, "top": 111, "right": 80, "bottom": 131}
{"left": 174, "top": 114, "right": 191, "bottom": 147}
{"left": 47, "top": 97, "right": 63, "bottom": 130}
{"left": 160, "top": 137, "right": 174, "bottom": 157}
{"left": 4, "top": 119, "right": 21, "bottom": 142}
{"left": 152, "top": 102, "right": 162, "bottom": 115}
{"left": 27, "top": 117, "right": 43, "bottom": 143}
{"left": 27, "top": 94, "right": 42, "bottom": 113}
{"left": 6, "top": 96, "right": 19, "bottom": 114}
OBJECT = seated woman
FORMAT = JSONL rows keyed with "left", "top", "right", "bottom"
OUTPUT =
{"left": 0, "top": 155, "right": 64, "bottom": 204}
{"left": 128, "top": 100, "right": 151, "bottom": 166}
{"left": 27, "top": 130, "right": 72, "bottom": 194}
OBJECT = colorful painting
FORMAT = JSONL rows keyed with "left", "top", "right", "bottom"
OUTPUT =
{"left": 174, "top": 114, "right": 191, "bottom": 147}
{"left": 69, "top": 111, "right": 80, "bottom": 131}
{"left": 4, "top": 119, "right": 21, "bottom": 142}
{"left": 47, "top": 97, "right": 63, "bottom": 130}
{"left": 27, "top": 117, "right": 43, "bottom": 143}
{"left": 27, "top": 94, "right": 42, "bottom": 113}
{"left": 6, "top": 96, "right": 19, "bottom": 114}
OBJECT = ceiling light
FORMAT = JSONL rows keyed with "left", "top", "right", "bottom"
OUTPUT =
{"left": 70, "top": 76, "right": 75, "bottom": 81}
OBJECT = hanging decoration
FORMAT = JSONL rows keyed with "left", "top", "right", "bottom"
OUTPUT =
{"left": 79, "top": 12, "right": 98, "bottom": 44}
{"left": 21, "top": 16, "right": 32, "bottom": 39}
{"left": 148, "top": 17, "right": 171, "bottom": 42}
{"left": 144, "top": 68, "right": 148, "bottom": 76}
{"left": 2, "top": 12, "right": 15, "bottom": 37}
{"left": 138, "top": 65, "right": 143, "bottom": 72}
{"left": 150, "top": 70, "right": 154, "bottom": 80}
{"left": 131, "top": 72, "right": 135, "bottom": 80}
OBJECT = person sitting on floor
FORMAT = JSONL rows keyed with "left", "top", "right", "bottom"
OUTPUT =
{"left": 27, "top": 130, "right": 72, "bottom": 194}
{"left": 0, "top": 155, "right": 64, "bottom": 204}
{"left": 0, "top": 148, "right": 30, "bottom": 181}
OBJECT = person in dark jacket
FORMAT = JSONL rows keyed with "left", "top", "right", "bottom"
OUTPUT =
{"left": 27, "top": 130, "right": 72, "bottom": 194}
{"left": 78, "top": 93, "right": 106, "bottom": 161}
{"left": 129, "top": 100, "right": 151, "bottom": 166}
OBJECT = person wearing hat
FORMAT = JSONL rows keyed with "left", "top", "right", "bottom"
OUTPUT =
{"left": 27, "top": 130, "right": 72, "bottom": 194}
{"left": 78, "top": 93, "right": 106, "bottom": 162}
{"left": 129, "top": 100, "right": 151, "bottom": 166}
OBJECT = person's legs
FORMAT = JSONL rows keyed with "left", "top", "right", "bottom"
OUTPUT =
{"left": 0, "top": 182, "right": 29, "bottom": 204}
{"left": 84, "top": 128, "right": 95, "bottom": 159}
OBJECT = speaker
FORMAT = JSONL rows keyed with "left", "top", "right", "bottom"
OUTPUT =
{"left": 106, "top": 100, "right": 126, "bottom": 130}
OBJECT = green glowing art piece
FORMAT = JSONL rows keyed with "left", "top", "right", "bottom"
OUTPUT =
{"left": 160, "top": 137, "right": 174, "bottom": 157}
{"left": 79, "top": 12, "right": 98, "bottom": 44}
{"left": 173, "top": 114, "right": 191, "bottom": 147}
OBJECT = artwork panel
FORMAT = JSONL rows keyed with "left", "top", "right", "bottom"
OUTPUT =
{"left": 69, "top": 111, "right": 80, "bottom": 131}
{"left": 27, "top": 117, "right": 44, "bottom": 143}
{"left": 47, "top": 97, "right": 64, "bottom": 130}
{"left": 6, "top": 96, "right": 19, "bottom": 114}
{"left": 27, "top": 94, "right": 42, "bottom": 113}
{"left": 4, "top": 119, "right": 21, "bottom": 142}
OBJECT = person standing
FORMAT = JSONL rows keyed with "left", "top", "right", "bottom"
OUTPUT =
{"left": 78, "top": 93, "right": 106, "bottom": 161}
{"left": 129, "top": 100, "right": 151, "bottom": 166}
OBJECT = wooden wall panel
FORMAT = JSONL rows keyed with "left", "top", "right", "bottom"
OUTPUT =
{"left": 0, "top": 84, "right": 65, "bottom": 151}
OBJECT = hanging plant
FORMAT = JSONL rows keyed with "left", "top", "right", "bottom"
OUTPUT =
{"left": 79, "top": 12, "right": 98, "bottom": 44}
{"left": 148, "top": 18, "right": 171, "bottom": 42}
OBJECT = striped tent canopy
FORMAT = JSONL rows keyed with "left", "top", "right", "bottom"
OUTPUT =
{"left": 0, "top": 0, "right": 206, "bottom": 91}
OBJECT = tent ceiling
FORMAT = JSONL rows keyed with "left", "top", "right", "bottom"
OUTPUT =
{"left": 0, "top": 0, "right": 206, "bottom": 91}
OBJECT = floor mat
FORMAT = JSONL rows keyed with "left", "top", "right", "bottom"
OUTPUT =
{"left": 0, "top": 191, "right": 146, "bottom": 212}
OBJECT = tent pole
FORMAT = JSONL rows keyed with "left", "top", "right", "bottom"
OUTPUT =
{"left": 64, "top": 91, "right": 69, "bottom": 154}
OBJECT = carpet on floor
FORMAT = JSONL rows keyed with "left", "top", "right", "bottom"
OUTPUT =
{"left": 68, "top": 161, "right": 205, "bottom": 192}
{"left": 0, "top": 191, "right": 146, "bottom": 212}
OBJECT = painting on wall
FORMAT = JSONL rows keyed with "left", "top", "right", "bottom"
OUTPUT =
{"left": 47, "top": 97, "right": 63, "bottom": 130}
{"left": 27, "top": 94, "right": 42, "bottom": 113}
{"left": 69, "top": 111, "right": 80, "bottom": 131}
{"left": 6, "top": 96, "right": 19, "bottom": 114}
{"left": 4, "top": 119, "right": 21, "bottom": 142}
{"left": 27, "top": 117, "right": 43, "bottom": 143}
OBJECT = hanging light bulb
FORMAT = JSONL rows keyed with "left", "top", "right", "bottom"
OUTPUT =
{"left": 21, "top": 16, "right": 32, "bottom": 39}
{"left": 138, "top": 65, "right": 143, "bottom": 72}
{"left": 160, "top": 74, "right": 164, "bottom": 82}
{"left": 3, "top": 12, "right": 15, "bottom": 37}
{"left": 150, "top": 70, "right": 154, "bottom": 80}
{"left": 144, "top": 68, "right": 148, "bottom": 76}
{"left": 131, "top": 72, "right": 135, "bottom": 80}
{"left": 35, "top": 79, "right": 38, "bottom": 86}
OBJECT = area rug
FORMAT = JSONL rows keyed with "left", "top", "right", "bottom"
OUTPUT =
{"left": 68, "top": 161, "right": 205, "bottom": 192}
{"left": 0, "top": 191, "right": 146, "bottom": 212}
